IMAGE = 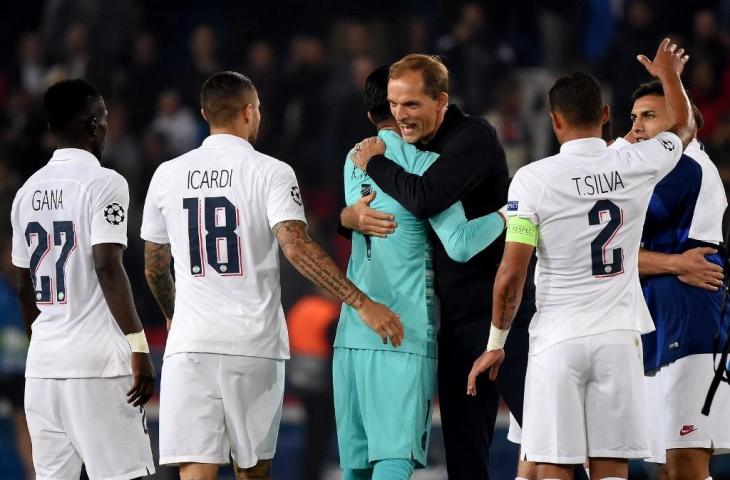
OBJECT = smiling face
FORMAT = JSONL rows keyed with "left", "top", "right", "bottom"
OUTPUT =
{"left": 387, "top": 69, "right": 447, "bottom": 144}
{"left": 630, "top": 94, "right": 670, "bottom": 141}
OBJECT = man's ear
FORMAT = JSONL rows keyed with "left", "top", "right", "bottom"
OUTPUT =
{"left": 242, "top": 104, "right": 253, "bottom": 124}
{"left": 200, "top": 108, "right": 208, "bottom": 122}
{"left": 600, "top": 104, "right": 610, "bottom": 125}
{"left": 550, "top": 111, "right": 561, "bottom": 131}
{"left": 86, "top": 116, "right": 97, "bottom": 136}
{"left": 437, "top": 92, "right": 449, "bottom": 112}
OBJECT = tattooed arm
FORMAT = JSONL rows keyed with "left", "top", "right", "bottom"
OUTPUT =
{"left": 467, "top": 241, "right": 534, "bottom": 395}
{"left": 144, "top": 241, "right": 175, "bottom": 329}
{"left": 273, "top": 220, "right": 404, "bottom": 346}
{"left": 490, "top": 242, "right": 534, "bottom": 330}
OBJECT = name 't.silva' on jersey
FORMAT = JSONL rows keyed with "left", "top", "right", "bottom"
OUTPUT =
{"left": 32, "top": 189, "right": 63, "bottom": 211}
{"left": 187, "top": 169, "right": 234, "bottom": 190}
{"left": 571, "top": 171, "right": 625, "bottom": 197}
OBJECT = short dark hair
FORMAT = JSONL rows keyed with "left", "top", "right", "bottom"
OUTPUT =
{"left": 364, "top": 66, "right": 392, "bottom": 124}
{"left": 200, "top": 71, "right": 256, "bottom": 125}
{"left": 43, "top": 79, "right": 102, "bottom": 133}
{"left": 548, "top": 72, "right": 604, "bottom": 127}
{"left": 631, "top": 80, "right": 704, "bottom": 130}
{"left": 631, "top": 80, "right": 663, "bottom": 101}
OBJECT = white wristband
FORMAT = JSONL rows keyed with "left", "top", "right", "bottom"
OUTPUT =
{"left": 125, "top": 331, "right": 150, "bottom": 353}
{"left": 486, "top": 324, "right": 510, "bottom": 351}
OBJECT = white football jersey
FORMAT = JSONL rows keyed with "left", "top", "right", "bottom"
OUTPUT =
{"left": 611, "top": 137, "right": 727, "bottom": 244}
{"left": 10, "top": 148, "right": 132, "bottom": 378}
{"left": 507, "top": 132, "right": 683, "bottom": 354}
{"left": 685, "top": 139, "right": 727, "bottom": 244}
{"left": 141, "top": 134, "right": 307, "bottom": 359}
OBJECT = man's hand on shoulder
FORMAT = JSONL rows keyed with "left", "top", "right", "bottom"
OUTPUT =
{"left": 340, "top": 191, "right": 397, "bottom": 238}
{"left": 351, "top": 136, "right": 385, "bottom": 172}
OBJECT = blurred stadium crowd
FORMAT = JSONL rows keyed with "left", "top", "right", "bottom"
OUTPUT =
{"left": 2, "top": 0, "right": 730, "bottom": 320}
{"left": 1, "top": 0, "right": 730, "bottom": 477}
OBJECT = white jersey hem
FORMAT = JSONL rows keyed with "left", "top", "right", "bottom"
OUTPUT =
{"left": 528, "top": 327, "right": 645, "bottom": 356}
{"left": 10, "top": 255, "right": 29, "bottom": 268}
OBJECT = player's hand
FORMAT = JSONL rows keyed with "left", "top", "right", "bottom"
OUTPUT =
{"left": 466, "top": 348, "right": 505, "bottom": 396}
{"left": 128, "top": 352, "right": 156, "bottom": 407}
{"left": 356, "top": 297, "right": 404, "bottom": 347}
{"left": 637, "top": 38, "right": 689, "bottom": 79}
{"left": 675, "top": 247, "right": 724, "bottom": 291}
{"left": 351, "top": 137, "right": 386, "bottom": 171}
{"left": 340, "top": 191, "right": 397, "bottom": 238}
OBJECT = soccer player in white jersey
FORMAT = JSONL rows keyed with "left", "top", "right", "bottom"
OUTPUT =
{"left": 466, "top": 38, "right": 695, "bottom": 480}
{"left": 141, "top": 71, "right": 402, "bottom": 480}
{"left": 10, "top": 79, "right": 155, "bottom": 479}
{"left": 608, "top": 79, "right": 729, "bottom": 480}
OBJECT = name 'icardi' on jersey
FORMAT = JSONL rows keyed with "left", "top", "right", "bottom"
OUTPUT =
{"left": 141, "top": 134, "right": 308, "bottom": 360}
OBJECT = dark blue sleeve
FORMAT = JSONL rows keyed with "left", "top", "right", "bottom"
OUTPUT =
{"left": 643, "top": 155, "right": 703, "bottom": 236}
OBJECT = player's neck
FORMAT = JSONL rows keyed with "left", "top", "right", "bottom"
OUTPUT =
{"left": 209, "top": 126, "right": 252, "bottom": 143}
{"left": 558, "top": 127, "right": 603, "bottom": 144}
{"left": 55, "top": 139, "right": 95, "bottom": 156}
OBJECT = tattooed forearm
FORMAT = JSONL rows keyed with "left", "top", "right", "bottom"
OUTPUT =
{"left": 494, "top": 287, "right": 520, "bottom": 330}
{"left": 144, "top": 241, "right": 175, "bottom": 320}
{"left": 273, "top": 220, "right": 365, "bottom": 308}
{"left": 491, "top": 243, "right": 533, "bottom": 330}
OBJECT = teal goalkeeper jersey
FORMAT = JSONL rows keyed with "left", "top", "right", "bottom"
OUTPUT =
{"left": 335, "top": 129, "right": 505, "bottom": 358}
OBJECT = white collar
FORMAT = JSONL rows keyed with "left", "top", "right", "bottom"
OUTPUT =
{"left": 48, "top": 148, "right": 100, "bottom": 165}
{"left": 202, "top": 134, "right": 254, "bottom": 149}
{"left": 559, "top": 137, "right": 607, "bottom": 154}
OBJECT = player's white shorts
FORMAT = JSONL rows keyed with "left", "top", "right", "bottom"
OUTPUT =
{"left": 522, "top": 330, "right": 650, "bottom": 464}
{"left": 507, "top": 412, "right": 522, "bottom": 445}
{"left": 25, "top": 376, "right": 155, "bottom": 480}
{"left": 159, "top": 352, "right": 285, "bottom": 468}
{"left": 644, "top": 353, "right": 730, "bottom": 463}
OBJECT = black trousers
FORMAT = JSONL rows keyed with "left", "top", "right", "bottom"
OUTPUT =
{"left": 437, "top": 311, "right": 590, "bottom": 480}
{"left": 298, "top": 388, "right": 335, "bottom": 480}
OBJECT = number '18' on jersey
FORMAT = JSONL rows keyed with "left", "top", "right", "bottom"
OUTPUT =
{"left": 140, "top": 134, "right": 306, "bottom": 360}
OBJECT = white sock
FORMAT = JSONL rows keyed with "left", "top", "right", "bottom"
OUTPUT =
{"left": 516, "top": 477, "right": 530, "bottom": 480}
{"left": 599, "top": 477, "right": 626, "bottom": 480}
{"left": 584, "top": 466, "right": 590, "bottom": 477}
{"left": 705, "top": 477, "right": 713, "bottom": 480}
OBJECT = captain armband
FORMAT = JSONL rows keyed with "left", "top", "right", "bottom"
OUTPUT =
{"left": 125, "top": 331, "right": 150, "bottom": 353}
{"left": 505, "top": 216, "right": 539, "bottom": 247}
